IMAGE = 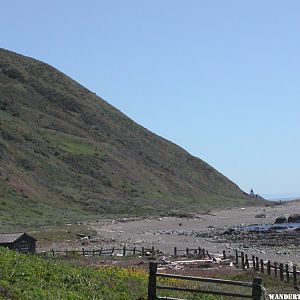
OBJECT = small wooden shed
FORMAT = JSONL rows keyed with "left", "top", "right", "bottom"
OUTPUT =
{"left": 0, "top": 232, "right": 37, "bottom": 253}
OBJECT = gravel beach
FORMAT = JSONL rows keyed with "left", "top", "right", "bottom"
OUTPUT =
{"left": 90, "top": 200, "right": 300, "bottom": 264}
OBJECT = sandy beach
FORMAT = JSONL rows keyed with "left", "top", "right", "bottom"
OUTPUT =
{"left": 36, "top": 201, "right": 300, "bottom": 266}
{"left": 88, "top": 201, "right": 300, "bottom": 264}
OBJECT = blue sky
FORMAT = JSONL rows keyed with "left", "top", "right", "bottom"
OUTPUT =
{"left": 1, "top": 1, "right": 300, "bottom": 198}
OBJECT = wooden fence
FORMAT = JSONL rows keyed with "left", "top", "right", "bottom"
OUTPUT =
{"left": 173, "top": 246, "right": 213, "bottom": 259}
{"left": 148, "top": 262, "right": 264, "bottom": 300}
{"left": 44, "top": 246, "right": 157, "bottom": 257}
{"left": 41, "top": 246, "right": 298, "bottom": 291}
{"left": 234, "top": 249, "right": 299, "bottom": 289}
{"left": 42, "top": 246, "right": 213, "bottom": 258}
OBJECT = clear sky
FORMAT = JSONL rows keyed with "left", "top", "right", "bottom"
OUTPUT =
{"left": 1, "top": 1, "right": 300, "bottom": 198}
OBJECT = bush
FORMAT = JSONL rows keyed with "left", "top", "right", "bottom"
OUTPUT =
{"left": 2, "top": 67, "right": 25, "bottom": 82}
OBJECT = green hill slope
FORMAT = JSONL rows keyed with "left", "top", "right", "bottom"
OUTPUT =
{"left": 0, "top": 48, "right": 260, "bottom": 228}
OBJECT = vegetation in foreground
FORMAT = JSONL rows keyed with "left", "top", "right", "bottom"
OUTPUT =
{"left": 0, "top": 248, "right": 219, "bottom": 300}
{"left": 0, "top": 247, "right": 148, "bottom": 300}
{"left": 0, "top": 248, "right": 296, "bottom": 300}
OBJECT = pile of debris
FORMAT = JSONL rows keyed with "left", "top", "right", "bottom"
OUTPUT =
{"left": 156, "top": 253, "right": 232, "bottom": 271}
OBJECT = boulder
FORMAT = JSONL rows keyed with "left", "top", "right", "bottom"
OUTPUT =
{"left": 255, "top": 213, "right": 266, "bottom": 218}
{"left": 275, "top": 216, "right": 287, "bottom": 224}
{"left": 222, "top": 228, "right": 235, "bottom": 235}
{"left": 288, "top": 214, "right": 300, "bottom": 223}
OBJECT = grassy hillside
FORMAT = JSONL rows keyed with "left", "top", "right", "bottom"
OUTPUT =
{"left": 0, "top": 48, "right": 263, "bottom": 229}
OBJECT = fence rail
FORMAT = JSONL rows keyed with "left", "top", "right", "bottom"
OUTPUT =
{"left": 40, "top": 246, "right": 298, "bottom": 290}
{"left": 148, "top": 262, "right": 263, "bottom": 300}
{"left": 42, "top": 246, "right": 157, "bottom": 257}
{"left": 234, "top": 249, "right": 299, "bottom": 289}
{"left": 41, "top": 246, "right": 213, "bottom": 259}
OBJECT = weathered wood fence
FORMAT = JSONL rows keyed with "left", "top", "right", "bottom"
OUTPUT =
{"left": 173, "top": 246, "right": 212, "bottom": 258}
{"left": 234, "top": 249, "right": 299, "bottom": 289}
{"left": 45, "top": 246, "right": 157, "bottom": 257}
{"left": 42, "top": 246, "right": 213, "bottom": 258}
{"left": 148, "top": 262, "right": 263, "bottom": 300}
{"left": 42, "top": 246, "right": 298, "bottom": 290}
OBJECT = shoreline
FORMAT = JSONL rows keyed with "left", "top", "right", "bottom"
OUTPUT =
{"left": 37, "top": 200, "right": 300, "bottom": 265}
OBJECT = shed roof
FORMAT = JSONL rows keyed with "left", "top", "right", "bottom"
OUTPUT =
{"left": 0, "top": 233, "right": 37, "bottom": 244}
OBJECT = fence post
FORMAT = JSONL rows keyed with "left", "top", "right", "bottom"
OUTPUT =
{"left": 174, "top": 247, "right": 177, "bottom": 257}
{"left": 206, "top": 250, "right": 211, "bottom": 259}
{"left": 152, "top": 246, "right": 155, "bottom": 256}
{"left": 148, "top": 262, "right": 157, "bottom": 300}
{"left": 52, "top": 249, "right": 55, "bottom": 257}
{"left": 252, "top": 277, "right": 263, "bottom": 300}
{"left": 235, "top": 250, "right": 239, "bottom": 265}
{"left": 256, "top": 257, "right": 259, "bottom": 271}
{"left": 293, "top": 266, "right": 297, "bottom": 289}
{"left": 133, "top": 247, "right": 136, "bottom": 255}
{"left": 274, "top": 262, "right": 277, "bottom": 278}
{"left": 142, "top": 247, "right": 145, "bottom": 256}
{"left": 279, "top": 263, "right": 284, "bottom": 281}
{"left": 202, "top": 248, "right": 206, "bottom": 258}
{"left": 186, "top": 247, "right": 189, "bottom": 256}
{"left": 223, "top": 250, "right": 226, "bottom": 259}
{"left": 82, "top": 248, "right": 85, "bottom": 256}
{"left": 267, "top": 261, "right": 271, "bottom": 275}
{"left": 241, "top": 252, "right": 245, "bottom": 269}
{"left": 260, "top": 259, "right": 264, "bottom": 273}
{"left": 285, "top": 264, "right": 290, "bottom": 283}
{"left": 123, "top": 246, "right": 126, "bottom": 257}
{"left": 245, "top": 254, "right": 250, "bottom": 268}
{"left": 111, "top": 247, "right": 115, "bottom": 255}
{"left": 252, "top": 255, "right": 256, "bottom": 270}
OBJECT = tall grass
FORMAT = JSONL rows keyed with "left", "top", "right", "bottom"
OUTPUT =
{"left": 0, "top": 248, "right": 147, "bottom": 299}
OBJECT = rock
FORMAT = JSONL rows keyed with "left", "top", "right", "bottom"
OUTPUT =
{"left": 222, "top": 228, "right": 235, "bottom": 235}
{"left": 275, "top": 216, "right": 287, "bottom": 224}
{"left": 255, "top": 213, "right": 266, "bottom": 218}
{"left": 288, "top": 214, "right": 300, "bottom": 223}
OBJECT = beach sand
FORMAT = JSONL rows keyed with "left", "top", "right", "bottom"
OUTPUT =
{"left": 90, "top": 201, "right": 300, "bottom": 264}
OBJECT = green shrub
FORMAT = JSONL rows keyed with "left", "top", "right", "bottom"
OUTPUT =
{"left": 2, "top": 67, "right": 25, "bottom": 82}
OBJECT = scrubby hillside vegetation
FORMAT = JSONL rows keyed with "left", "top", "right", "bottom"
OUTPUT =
{"left": 0, "top": 49, "right": 262, "bottom": 229}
